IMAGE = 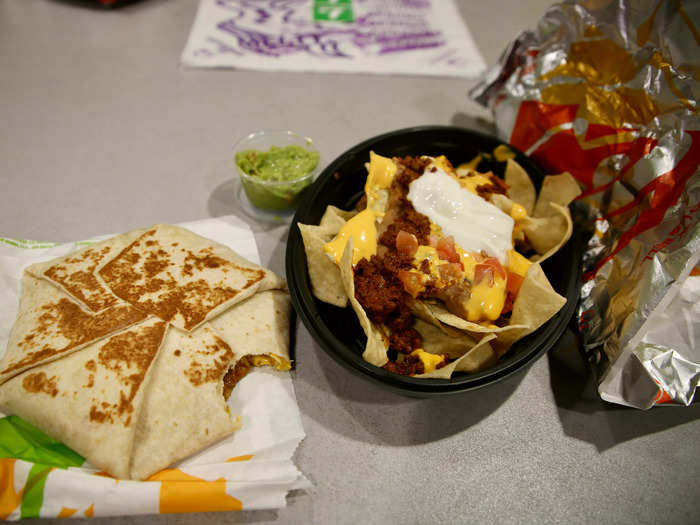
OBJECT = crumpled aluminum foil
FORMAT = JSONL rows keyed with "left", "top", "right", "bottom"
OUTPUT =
{"left": 470, "top": 0, "right": 700, "bottom": 408}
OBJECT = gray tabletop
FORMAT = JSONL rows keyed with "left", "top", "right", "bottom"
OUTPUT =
{"left": 3, "top": 1, "right": 699, "bottom": 524}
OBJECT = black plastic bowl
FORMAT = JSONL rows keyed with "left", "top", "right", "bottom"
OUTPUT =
{"left": 285, "top": 126, "right": 582, "bottom": 397}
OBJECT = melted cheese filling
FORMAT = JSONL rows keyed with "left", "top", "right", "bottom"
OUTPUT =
{"left": 248, "top": 354, "right": 291, "bottom": 371}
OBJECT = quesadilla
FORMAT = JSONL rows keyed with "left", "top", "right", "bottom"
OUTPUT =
{"left": 99, "top": 224, "right": 284, "bottom": 332}
{"left": 0, "top": 223, "right": 292, "bottom": 479}
{"left": 0, "top": 317, "right": 168, "bottom": 479}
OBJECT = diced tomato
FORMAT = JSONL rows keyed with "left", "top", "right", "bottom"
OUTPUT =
{"left": 437, "top": 236, "right": 460, "bottom": 263}
{"left": 482, "top": 257, "right": 506, "bottom": 280}
{"left": 474, "top": 264, "right": 494, "bottom": 286}
{"left": 395, "top": 230, "right": 419, "bottom": 257}
{"left": 502, "top": 271, "right": 525, "bottom": 314}
{"left": 506, "top": 270, "right": 524, "bottom": 296}
{"left": 474, "top": 258, "right": 506, "bottom": 286}
{"left": 398, "top": 270, "right": 424, "bottom": 297}
{"left": 428, "top": 233, "right": 440, "bottom": 248}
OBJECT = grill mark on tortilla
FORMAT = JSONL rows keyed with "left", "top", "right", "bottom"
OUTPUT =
{"left": 88, "top": 320, "right": 168, "bottom": 427}
{"left": 1, "top": 300, "right": 148, "bottom": 376}
{"left": 22, "top": 372, "right": 59, "bottom": 397}
{"left": 183, "top": 335, "right": 234, "bottom": 387}
{"left": 99, "top": 228, "right": 267, "bottom": 330}
{"left": 43, "top": 245, "right": 120, "bottom": 313}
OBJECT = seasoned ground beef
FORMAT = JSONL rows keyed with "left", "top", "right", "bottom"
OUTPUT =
{"left": 389, "top": 327, "right": 422, "bottom": 354}
{"left": 354, "top": 256, "right": 404, "bottom": 326}
{"left": 395, "top": 156, "right": 430, "bottom": 189}
{"left": 378, "top": 197, "right": 431, "bottom": 248}
{"left": 420, "top": 259, "right": 431, "bottom": 274}
{"left": 383, "top": 353, "right": 424, "bottom": 376}
{"left": 476, "top": 172, "right": 509, "bottom": 199}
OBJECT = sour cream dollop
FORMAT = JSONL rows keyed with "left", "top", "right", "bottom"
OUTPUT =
{"left": 407, "top": 167, "right": 514, "bottom": 263}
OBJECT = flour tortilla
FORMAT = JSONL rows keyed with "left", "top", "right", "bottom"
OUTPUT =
{"left": 0, "top": 273, "right": 147, "bottom": 384}
{"left": 99, "top": 224, "right": 284, "bottom": 332}
{"left": 209, "top": 289, "right": 292, "bottom": 369}
{"left": 26, "top": 228, "right": 147, "bottom": 313}
{"left": 0, "top": 317, "right": 168, "bottom": 479}
{"left": 129, "top": 323, "right": 239, "bottom": 481}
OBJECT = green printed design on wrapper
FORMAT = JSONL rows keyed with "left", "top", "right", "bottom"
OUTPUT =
{"left": 0, "top": 416, "right": 84, "bottom": 468}
{"left": 313, "top": 0, "right": 354, "bottom": 22}
{"left": 0, "top": 238, "right": 59, "bottom": 250}
{"left": 20, "top": 464, "right": 52, "bottom": 519}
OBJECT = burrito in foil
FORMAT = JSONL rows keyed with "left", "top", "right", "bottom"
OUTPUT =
{"left": 299, "top": 152, "right": 580, "bottom": 377}
{"left": 0, "top": 224, "right": 292, "bottom": 479}
{"left": 470, "top": 0, "right": 700, "bottom": 408}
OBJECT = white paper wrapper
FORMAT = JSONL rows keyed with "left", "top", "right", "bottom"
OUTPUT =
{"left": 0, "top": 216, "right": 308, "bottom": 520}
{"left": 181, "top": 0, "right": 485, "bottom": 78}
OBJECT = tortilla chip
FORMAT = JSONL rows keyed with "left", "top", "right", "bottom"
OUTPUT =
{"left": 321, "top": 205, "right": 358, "bottom": 229}
{"left": 99, "top": 224, "right": 282, "bottom": 332}
{"left": 410, "top": 299, "right": 464, "bottom": 337}
{"left": 421, "top": 301, "right": 529, "bottom": 336}
{"left": 0, "top": 317, "right": 168, "bottom": 479}
{"left": 489, "top": 193, "right": 515, "bottom": 215}
{"left": 522, "top": 202, "right": 573, "bottom": 261}
{"left": 209, "top": 289, "right": 292, "bottom": 370}
{"left": 505, "top": 159, "right": 536, "bottom": 214}
{"left": 532, "top": 172, "right": 581, "bottom": 218}
{"left": 26, "top": 228, "right": 147, "bottom": 313}
{"left": 413, "top": 318, "right": 478, "bottom": 359}
{"left": 129, "top": 323, "right": 239, "bottom": 480}
{"left": 492, "top": 263, "right": 566, "bottom": 353}
{"left": 416, "top": 334, "right": 498, "bottom": 378}
{"left": 338, "top": 239, "right": 388, "bottom": 367}
{"left": 0, "top": 274, "right": 148, "bottom": 384}
{"left": 298, "top": 222, "right": 348, "bottom": 307}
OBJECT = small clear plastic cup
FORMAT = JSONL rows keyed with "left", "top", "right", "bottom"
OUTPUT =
{"left": 233, "top": 130, "right": 321, "bottom": 212}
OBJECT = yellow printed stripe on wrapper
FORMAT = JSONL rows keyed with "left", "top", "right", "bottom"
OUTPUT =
{"left": 227, "top": 455, "right": 254, "bottom": 462}
{"left": 0, "top": 459, "right": 24, "bottom": 520}
{"left": 148, "top": 469, "right": 243, "bottom": 514}
{"left": 57, "top": 507, "right": 77, "bottom": 518}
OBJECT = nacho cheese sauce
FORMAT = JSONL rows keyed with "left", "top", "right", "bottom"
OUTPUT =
{"left": 323, "top": 208, "right": 377, "bottom": 265}
{"left": 340, "top": 154, "right": 534, "bottom": 376}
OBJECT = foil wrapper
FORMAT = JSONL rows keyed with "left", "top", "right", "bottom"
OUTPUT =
{"left": 470, "top": 0, "right": 700, "bottom": 408}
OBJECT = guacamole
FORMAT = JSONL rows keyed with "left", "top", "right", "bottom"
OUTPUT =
{"left": 236, "top": 145, "right": 320, "bottom": 210}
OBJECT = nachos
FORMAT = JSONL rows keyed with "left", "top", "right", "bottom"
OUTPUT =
{"left": 300, "top": 150, "right": 580, "bottom": 378}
